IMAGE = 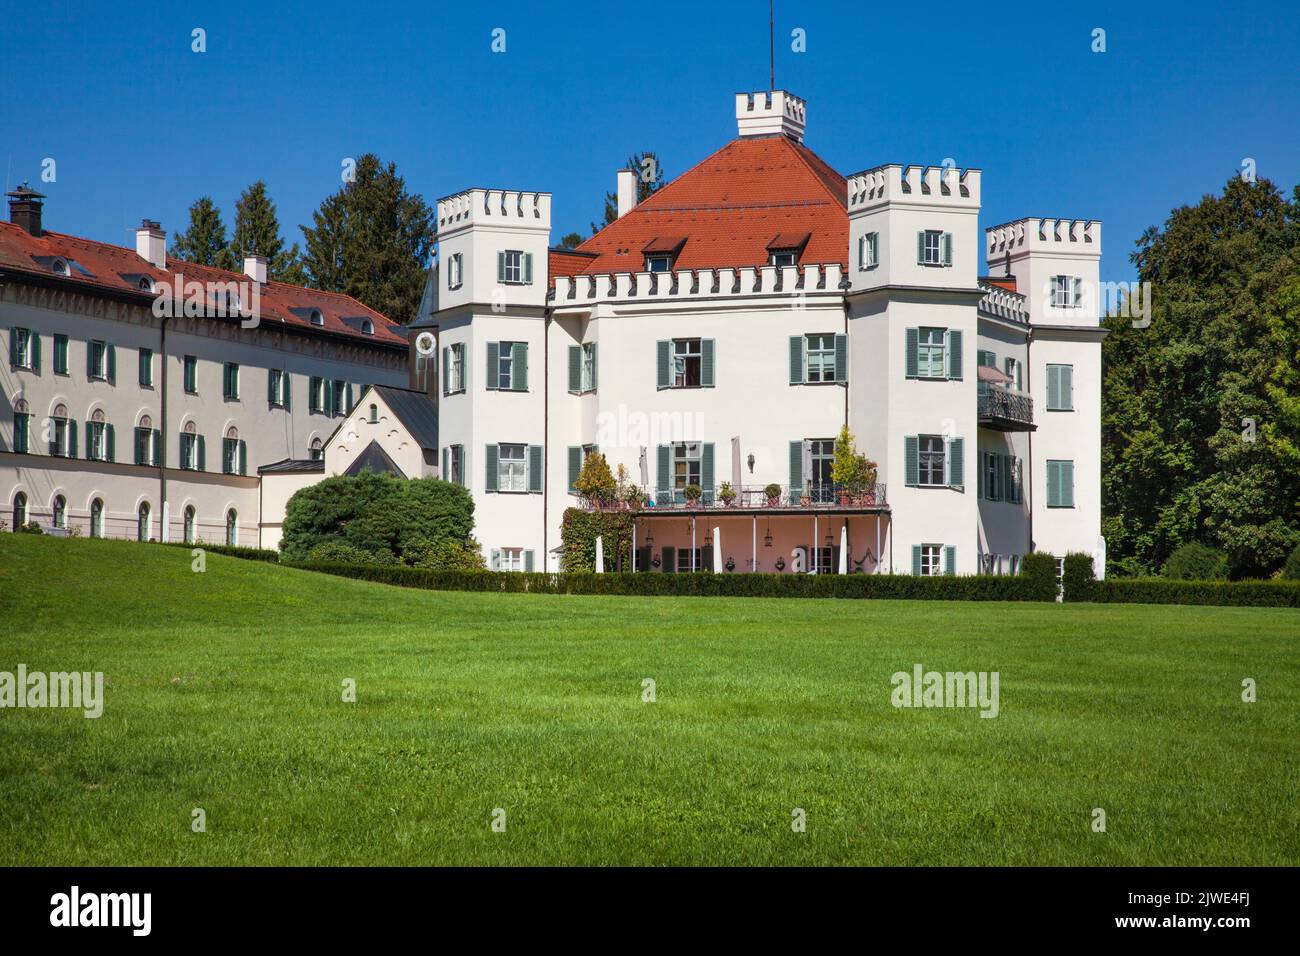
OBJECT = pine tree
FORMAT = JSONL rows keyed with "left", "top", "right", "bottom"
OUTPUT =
{"left": 299, "top": 154, "right": 434, "bottom": 323}
{"left": 169, "top": 197, "right": 235, "bottom": 269}
{"left": 229, "top": 181, "right": 303, "bottom": 283}
{"left": 590, "top": 152, "right": 665, "bottom": 234}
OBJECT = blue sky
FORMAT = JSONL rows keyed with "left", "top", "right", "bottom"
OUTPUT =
{"left": 3, "top": 0, "right": 1297, "bottom": 288}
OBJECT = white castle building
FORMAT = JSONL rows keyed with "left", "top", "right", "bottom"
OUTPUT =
{"left": 409, "top": 90, "right": 1105, "bottom": 575}
{"left": 3, "top": 90, "right": 1105, "bottom": 576}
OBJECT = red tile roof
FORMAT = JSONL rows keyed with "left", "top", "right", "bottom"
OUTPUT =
{"left": 0, "top": 220, "right": 408, "bottom": 348}
{"left": 560, "top": 135, "right": 848, "bottom": 278}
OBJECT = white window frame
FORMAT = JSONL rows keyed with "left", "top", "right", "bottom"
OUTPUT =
{"left": 922, "top": 230, "right": 944, "bottom": 266}
{"left": 1050, "top": 275, "right": 1082, "bottom": 309}
{"left": 805, "top": 333, "right": 836, "bottom": 384}
{"left": 920, "top": 544, "right": 942, "bottom": 576}
{"left": 12, "top": 327, "right": 33, "bottom": 368}
{"left": 502, "top": 250, "right": 525, "bottom": 284}
{"left": 580, "top": 343, "right": 595, "bottom": 392}
{"left": 52, "top": 417, "right": 70, "bottom": 458}
{"left": 448, "top": 252, "right": 463, "bottom": 290}
{"left": 89, "top": 421, "right": 107, "bottom": 462}
{"left": 769, "top": 249, "right": 798, "bottom": 267}
{"left": 918, "top": 435, "right": 946, "bottom": 487}
{"left": 672, "top": 441, "right": 702, "bottom": 492}
{"left": 89, "top": 340, "right": 107, "bottom": 380}
{"left": 917, "top": 328, "right": 946, "bottom": 379}
{"left": 447, "top": 342, "right": 465, "bottom": 394}
{"left": 672, "top": 338, "right": 702, "bottom": 388}
{"left": 646, "top": 255, "right": 671, "bottom": 273}
{"left": 180, "top": 433, "right": 198, "bottom": 470}
{"left": 449, "top": 444, "right": 464, "bottom": 485}
{"left": 500, "top": 547, "right": 524, "bottom": 572}
{"left": 498, "top": 443, "right": 527, "bottom": 493}
{"left": 859, "top": 232, "right": 879, "bottom": 270}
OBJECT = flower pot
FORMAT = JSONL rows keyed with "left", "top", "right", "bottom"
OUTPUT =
{"left": 766, "top": 496, "right": 780, "bottom": 508}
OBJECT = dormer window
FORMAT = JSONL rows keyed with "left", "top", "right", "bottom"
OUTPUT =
{"left": 641, "top": 236, "right": 685, "bottom": 274}
{"left": 646, "top": 255, "right": 672, "bottom": 273}
{"left": 52, "top": 257, "right": 69, "bottom": 276}
{"left": 139, "top": 276, "right": 155, "bottom": 292}
{"left": 310, "top": 310, "right": 324, "bottom": 327}
{"left": 765, "top": 232, "right": 810, "bottom": 268}
{"left": 361, "top": 319, "right": 374, "bottom": 335}
{"left": 769, "top": 249, "right": 798, "bottom": 267}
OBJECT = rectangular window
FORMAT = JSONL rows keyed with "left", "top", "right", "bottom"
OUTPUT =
{"left": 448, "top": 252, "right": 463, "bottom": 290}
{"left": 498, "top": 443, "right": 527, "bottom": 492}
{"left": 770, "top": 249, "right": 797, "bottom": 267}
{"left": 54, "top": 334, "right": 69, "bottom": 374}
{"left": 183, "top": 355, "right": 198, "bottom": 394}
{"left": 10, "top": 327, "right": 34, "bottom": 369}
{"left": 139, "top": 348, "right": 153, "bottom": 387}
{"left": 809, "top": 438, "right": 834, "bottom": 498}
{"left": 223, "top": 362, "right": 239, "bottom": 400}
{"left": 675, "top": 548, "right": 705, "bottom": 573}
{"left": 920, "top": 544, "right": 942, "bottom": 576}
{"left": 917, "top": 328, "right": 946, "bottom": 378}
{"left": 1004, "top": 356, "right": 1022, "bottom": 391}
{"left": 222, "top": 437, "right": 239, "bottom": 474}
{"left": 1046, "top": 364, "right": 1074, "bottom": 411}
{"left": 922, "top": 230, "right": 944, "bottom": 265}
{"left": 89, "top": 340, "right": 107, "bottom": 380}
{"left": 580, "top": 343, "right": 595, "bottom": 392}
{"left": 859, "top": 232, "right": 879, "bottom": 270}
{"left": 445, "top": 343, "right": 465, "bottom": 394}
{"left": 499, "top": 548, "right": 524, "bottom": 572}
{"left": 672, "top": 338, "right": 701, "bottom": 388}
{"left": 1047, "top": 459, "right": 1075, "bottom": 508}
{"left": 332, "top": 380, "right": 346, "bottom": 416}
{"left": 919, "top": 435, "right": 946, "bottom": 486}
{"left": 646, "top": 255, "right": 671, "bottom": 273}
{"left": 1050, "top": 275, "right": 1082, "bottom": 309}
{"left": 497, "top": 343, "right": 516, "bottom": 390}
{"left": 135, "top": 427, "right": 155, "bottom": 466}
{"left": 672, "top": 442, "right": 702, "bottom": 492}
{"left": 501, "top": 250, "right": 529, "bottom": 284}
{"left": 89, "top": 422, "right": 107, "bottom": 461}
{"left": 269, "top": 369, "right": 286, "bottom": 407}
{"left": 448, "top": 444, "right": 464, "bottom": 485}
{"left": 805, "top": 334, "right": 836, "bottom": 383}
{"left": 983, "top": 452, "right": 1003, "bottom": 501}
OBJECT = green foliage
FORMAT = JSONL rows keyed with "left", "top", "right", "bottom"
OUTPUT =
{"left": 1103, "top": 176, "right": 1300, "bottom": 578}
{"left": 168, "top": 197, "right": 235, "bottom": 270}
{"left": 764, "top": 483, "right": 782, "bottom": 500}
{"left": 1061, "top": 552, "right": 1098, "bottom": 602}
{"left": 830, "top": 424, "right": 877, "bottom": 490}
{"left": 299, "top": 153, "right": 435, "bottom": 323}
{"left": 307, "top": 540, "right": 397, "bottom": 565}
{"left": 1283, "top": 543, "right": 1300, "bottom": 580}
{"left": 591, "top": 152, "right": 665, "bottom": 233}
{"left": 406, "top": 537, "right": 488, "bottom": 572}
{"left": 560, "top": 508, "right": 634, "bottom": 572}
{"left": 558, "top": 232, "right": 583, "bottom": 249}
{"left": 228, "top": 181, "right": 304, "bottom": 283}
{"left": 1092, "top": 577, "right": 1300, "bottom": 607}
{"left": 1020, "top": 552, "right": 1059, "bottom": 601}
{"left": 574, "top": 452, "right": 616, "bottom": 503}
{"left": 1162, "top": 542, "right": 1229, "bottom": 580}
{"left": 160, "top": 541, "right": 279, "bottom": 562}
{"left": 18, "top": 522, "right": 43, "bottom": 535}
{"left": 280, "top": 473, "right": 475, "bottom": 564}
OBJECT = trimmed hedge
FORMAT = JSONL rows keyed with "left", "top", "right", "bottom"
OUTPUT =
{"left": 1090, "top": 578, "right": 1300, "bottom": 607}
{"left": 1061, "top": 552, "right": 1099, "bottom": 602}
{"left": 283, "top": 561, "right": 1059, "bottom": 601}
{"left": 160, "top": 541, "right": 280, "bottom": 563}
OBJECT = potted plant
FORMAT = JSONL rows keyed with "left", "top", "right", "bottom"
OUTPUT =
{"left": 855, "top": 456, "right": 879, "bottom": 505}
{"left": 831, "top": 424, "right": 860, "bottom": 505}
{"left": 718, "top": 481, "right": 737, "bottom": 507}
{"left": 764, "top": 483, "right": 782, "bottom": 507}
{"left": 623, "top": 485, "right": 644, "bottom": 510}
{"left": 574, "top": 452, "right": 617, "bottom": 508}
{"left": 684, "top": 484, "right": 703, "bottom": 507}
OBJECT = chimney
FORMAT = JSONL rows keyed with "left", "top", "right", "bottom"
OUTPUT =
{"left": 7, "top": 184, "right": 46, "bottom": 237}
{"left": 135, "top": 220, "right": 166, "bottom": 269}
{"left": 735, "top": 90, "right": 807, "bottom": 142}
{"left": 243, "top": 255, "right": 267, "bottom": 285}
{"left": 616, "top": 169, "right": 637, "bottom": 218}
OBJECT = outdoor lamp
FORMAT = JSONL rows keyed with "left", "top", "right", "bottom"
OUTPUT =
{"left": 747, "top": 453, "right": 755, "bottom": 473}
{"left": 764, "top": 524, "right": 773, "bottom": 548}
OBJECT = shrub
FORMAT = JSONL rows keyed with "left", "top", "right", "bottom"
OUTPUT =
{"left": 1019, "top": 552, "right": 1058, "bottom": 601}
{"left": 280, "top": 472, "right": 476, "bottom": 563}
{"left": 1061, "top": 552, "right": 1098, "bottom": 602}
{"left": 407, "top": 536, "right": 488, "bottom": 572}
{"left": 307, "top": 540, "right": 397, "bottom": 565}
{"left": 1162, "top": 542, "right": 1228, "bottom": 580}
{"left": 574, "top": 453, "right": 616, "bottom": 504}
{"left": 1282, "top": 544, "right": 1300, "bottom": 580}
{"left": 161, "top": 541, "right": 280, "bottom": 562}
{"left": 19, "top": 522, "right": 43, "bottom": 535}
{"left": 764, "top": 483, "right": 781, "bottom": 501}
{"left": 1092, "top": 578, "right": 1300, "bottom": 607}
{"left": 831, "top": 425, "right": 878, "bottom": 491}
{"left": 560, "top": 508, "right": 634, "bottom": 572}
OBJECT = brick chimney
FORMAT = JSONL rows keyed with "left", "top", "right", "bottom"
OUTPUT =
{"left": 135, "top": 220, "right": 166, "bottom": 269}
{"left": 7, "top": 184, "right": 46, "bottom": 237}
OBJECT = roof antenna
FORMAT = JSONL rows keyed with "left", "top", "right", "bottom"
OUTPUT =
{"left": 769, "top": 0, "right": 775, "bottom": 91}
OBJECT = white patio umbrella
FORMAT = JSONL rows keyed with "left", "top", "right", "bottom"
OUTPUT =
{"left": 594, "top": 535, "right": 604, "bottom": 573}
{"left": 838, "top": 525, "right": 848, "bottom": 574}
{"left": 712, "top": 527, "right": 722, "bottom": 572}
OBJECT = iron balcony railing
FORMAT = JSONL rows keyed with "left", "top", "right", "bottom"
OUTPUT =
{"left": 978, "top": 383, "right": 1035, "bottom": 430}
{"left": 579, "top": 483, "right": 888, "bottom": 512}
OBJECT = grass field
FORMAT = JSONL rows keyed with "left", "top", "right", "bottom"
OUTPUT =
{"left": 1, "top": 533, "right": 1297, "bottom": 866}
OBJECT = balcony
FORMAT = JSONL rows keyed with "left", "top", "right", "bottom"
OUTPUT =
{"left": 978, "top": 384, "right": 1035, "bottom": 432}
{"left": 579, "top": 483, "right": 888, "bottom": 514}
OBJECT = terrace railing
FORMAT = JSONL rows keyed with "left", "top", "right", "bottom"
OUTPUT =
{"left": 978, "top": 383, "right": 1035, "bottom": 431}
{"left": 579, "top": 483, "right": 888, "bottom": 512}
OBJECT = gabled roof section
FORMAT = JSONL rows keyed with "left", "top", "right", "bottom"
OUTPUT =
{"left": 566, "top": 135, "right": 848, "bottom": 275}
{"left": 371, "top": 385, "right": 438, "bottom": 451}
{"left": 344, "top": 440, "right": 406, "bottom": 478}
{"left": 0, "top": 221, "right": 408, "bottom": 348}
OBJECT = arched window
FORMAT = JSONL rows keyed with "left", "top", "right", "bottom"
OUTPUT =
{"left": 361, "top": 319, "right": 374, "bottom": 335}
{"left": 309, "top": 437, "right": 323, "bottom": 461}
{"left": 310, "top": 310, "right": 324, "bottom": 327}
{"left": 52, "top": 257, "right": 69, "bottom": 276}
{"left": 90, "top": 498, "right": 104, "bottom": 538}
{"left": 139, "top": 276, "right": 155, "bottom": 292}
{"left": 137, "top": 501, "right": 151, "bottom": 542}
{"left": 140, "top": 414, "right": 152, "bottom": 430}
{"left": 13, "top": 491, "right": 28, "bottom": 529}
{"left": 184, "top": 505, "right": 196, "bottom": 545}
{"left": 225, "top": 509, "right": 238, "bottom": 547}
{"left": 52, "top": 494, "right": 66, "bottom": 529}
{"left": 368, "top": 404, "right": 378, "bottom": 423}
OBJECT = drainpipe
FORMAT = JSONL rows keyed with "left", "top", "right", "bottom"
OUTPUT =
{"left": 543, "top": 309, "right": 550, "bottom": 570}
{"left": 159, "top": 314, "right": 168, "bottom": 541}
{"left": 1025, "top": 327, "right": 1034, "bottom": 553}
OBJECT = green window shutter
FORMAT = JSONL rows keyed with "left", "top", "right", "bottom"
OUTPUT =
{"left": 87, "top": 343, "right": 95, "bottom": 378}
{"left": 789, "top": 440, "right": 804, "bottom": 494}
{"left": 789, "top": 335, "right": 804, "bottom": 385}
{"left": 656, "top": 340, "right": 670, "bottom": 389}
{"left": 568, "top": 345, "right": 581, "bottom": 393}
{"left": 948, "top": 437, "right": 964, "bottom": 489}
{"left": 661, "top": 546, "right": 676, "bottom": 573}
{"left": 701, "top": 443, "right": 715, "bottom": 504}
{"left": 524, "top": 550, "right": 535, "bottom": 573}
{"left": 591, "top": 343, "right": 598, "bottom": 391}
{"left": 523, "top": 253, "right": 533, "bottom": 284}
{"left": 977, "top": 350, "right": 993, "bottom": 367}
{"left": 946, "top": 329, "right": 963, "bottom": 380}
{"left": 568, "top": 446, "right": 582, "bottom": 493}
{"left": 68, "top": 420, "right": 77, "bottom": 458}
{"left": 944, "top": 545, "right": 956, "bottom": 575}
{"left": 905, "top": 328, "right": 919, "bottom": 379}
{"left": 153, "top": 429, "right": 161, "bottom": 466}
{"left": 7, "top": 328, "right": 16, "bottom": 367}
{"left": 54, "top": 335, "right": 67, "bottom": 374}
{"left": 528, "top": 444, "right": 543, "bottom": 493}
{"left": 1060, "top": 365, "right": 1073, "bottom": 410}
{"left": 441, "top": 347, "right": 449, "bottom": 396}
{"left": 1046, "top": 366, "right": 1060, "bottom": 410}
{"left": 31, "top": 333, "right": 39, "bottom": 372}
{"left": 283, "top": 373, "right": 292, "bottom": 410}
{"left": 916, "top": 232, "right": 925, "bottom": 264}
{"left": 912, "top": 545, "right": 922, "bottom": 576}
{"left": 135, "top": 428, "right": 145, "bottom": 465}
{"left": 85, "top": 422, "right": 93, "bottom": 459}
{"left": 268, "top": 369, "right": 276, "bottom": 404}
{"left": 461, "top": 446, "right": 468, "bottom": 486}
{"left": 904, "top": 436, "right": 919, "bottom": 486}
{"left": 512, "top": 342, "right": 527, "bottom": 391}
{"left": 497, "top": 252, "right": 505, "bottom": 283}
{"left": 485, "top": 444, "right": 499, "bottom": 492}
{"left": 942, "top": 233, "right": 952, "bottom": 266}
{"left": 442, "top": 447, "right": 448, "bottom": 477}
{"left": 239, "top": 440, "right": 247, "bottom": 476}
{"left": 701, "top": 339, "right": 715, "bottom": 387}
{"left": 106, "top": 424, "right": 115, "bottom": 463}
{"left": 1062, "top": 461, "right": 1074, "bottom": 507}
{"left": 656, "top": 444, "right": 671, "bottom": 500}
{"left": 1046, "top": 461, "right": 1060, "bottom": 507}
{"left": 978, "top": 452, "right": 986, "bottom": 498}
{"left": 197, "top": 435, "right": 205, "bottom": 471}
{"left": 107, "top": 344, "right": 116, "bottom": 384}
{"left": 308, "top": 376, "right": 319, "bottom": 413}
{"left": 486, "top": 341, "right": 499, "bottom": 389}
{"left": 834, "top": 333, "right": 848, "bottom": 383}
{"left": 1001, "top": 455, "right": 1012, "bottom": 503}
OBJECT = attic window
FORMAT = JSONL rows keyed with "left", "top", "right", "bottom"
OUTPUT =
{"left": 646, "top": 255, "right": 672, "bottom": 273}
{"left": 52, "top": 258, "right": 69, "bottom": 276}
{"left": 310, "top": 310, "right": 324, "bottom": 327}
{"left": 139, "top": 276, "right": 155, "bottom": 292}
{"left": 361, "top": 319, "right": 374, "bottom": 335}
{"left": 769, "top": 249, "right": 799, "bottom": 267}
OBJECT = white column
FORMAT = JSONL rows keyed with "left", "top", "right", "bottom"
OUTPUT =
{"left": 713, "top": 527, "right": 722, "bottom": 573}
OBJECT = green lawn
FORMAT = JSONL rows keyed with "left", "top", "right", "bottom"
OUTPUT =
{"left": 1, "top": 533, "right": 1297, "bottom": 866}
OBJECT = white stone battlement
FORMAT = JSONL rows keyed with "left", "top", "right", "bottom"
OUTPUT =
{"left": 986, "top": 218, "right": 1101, "bottom": 257}
{"left": 551, "top": 262, "right": 845, "bottom": 306}
{"left": 436, "top": 188, "right": 552, "bottom": 233}
{"left": 847, "top": 164, "right": 981, "bottom": 210}
{"left": 977, "top": 282, "right": 1029, "bottom": 324}
{"left": 735, "top": 90, "right": 807, "bottom": 141}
